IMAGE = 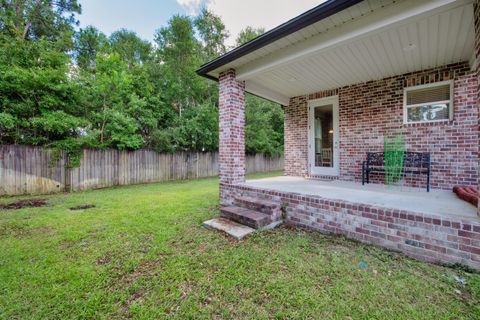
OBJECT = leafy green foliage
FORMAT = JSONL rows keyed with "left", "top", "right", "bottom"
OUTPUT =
{"left": 84, "top": 53, "right": 144, "bottom": 149}
{"left": 155, "top": 15, "right": 206, "bottom": 110}
{"left": 0, "top": 4, "right": 284, "bottom": 158}
{"left": 194, "top": 8, "right": 229, "bottom": 60}
{"left": 236, "top": 26, "right": 265, "bottom": 46}
{"left": 74, "top": 25, "right": 109, "bottom": 70}
{"left": 178, "top": 103, "right": 219, "bottom": 151}
{"left": 0, "top": 35, "right": 84, "bottom": 145}
{"left": 109, "top": 29, "right": 152, "bottom": 67}
{"left": 245, "top": 95, "right": 284, "bottom": 156}
{"left": 0, "top": 0, "right": 81, "bottom": 48}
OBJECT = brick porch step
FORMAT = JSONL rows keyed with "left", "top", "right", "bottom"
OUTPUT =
{"left": 220, "top": 206, "right": 272, "bottom": 229}
{"left": 234, "top": 196, "right": 281, "bottom": 217}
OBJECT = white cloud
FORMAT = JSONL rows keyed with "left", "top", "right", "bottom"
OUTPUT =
{"left": 176, "top": 0, "right": 202, "bottom": 16}
{"left": 206, "top": 0, "right": 326, "bottom": 47}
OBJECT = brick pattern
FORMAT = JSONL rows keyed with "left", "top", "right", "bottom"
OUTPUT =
{"left": 221, "top": 183, "right": 480, "bottom": 270}
{"left": 284, "top": 63, "right": 479, "bottom": 190}
{"left": 474, "top": 0, "right": 480, "bottom": 214}
{"left": 220, "top": 206, "right": 271, "bottom": 229}
{"left": 284, "top": 95, "right": 308, "bottom": 177}
{"left": 218, "top": 69, "right": 246, "bottom": 192}
{"left": 234, "top": 195, "right": 282, "bottom": 220}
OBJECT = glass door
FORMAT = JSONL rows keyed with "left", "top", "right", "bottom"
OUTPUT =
{"left": 309, "top": 96, "right": 339, "bottom": 176}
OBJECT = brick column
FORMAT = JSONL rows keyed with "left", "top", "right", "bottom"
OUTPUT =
{"left": 284, "top": 96, "right": 309, "bottom": 177}
{"left": 475, "top": 0, "right": 480, "bottom": 216}
{"left": 218, "top": 69, "right": 245, "bottom": 190}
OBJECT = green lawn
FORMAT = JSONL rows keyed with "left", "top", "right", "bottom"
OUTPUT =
{"left": 1, "top": 171, "right": 479, "bottom": 319}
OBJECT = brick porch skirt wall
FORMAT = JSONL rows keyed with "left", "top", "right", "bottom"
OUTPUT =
{"left": 221, "top": 183, "right": 480, "bottom": 270}
{"left": 284, "top": 62, "right": 479, "bottom": 190}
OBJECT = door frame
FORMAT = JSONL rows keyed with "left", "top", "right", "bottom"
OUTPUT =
{"left": 308, "top": 95, "right": 340, "bottom": 176}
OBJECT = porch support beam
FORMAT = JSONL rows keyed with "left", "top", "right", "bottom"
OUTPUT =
{"left": 245, "top": 81, "right": 290, "bottom": 106}
{"left": 236, "top": 0, "right": 471, "bottom": 81}
{"left": 218, "top": 69, "right": 246, "bottom": 187}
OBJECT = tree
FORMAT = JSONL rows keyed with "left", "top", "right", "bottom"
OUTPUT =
{"left": 245, "top": 94, "right": 284, "bottom": 156}
{"left": 178, "top": 102, "right": 218, "bottom": 152}
{"left": 149, "top": 102, "right": 218, "bottom": 153}
{"left": 74, "top": 26, "right": 109, "bottom": 70}
{"left": 236, "top": 26, "right": 265, "bottom": 45}
{"left": 0, "top": 35, "right": 85, "bottom": 145}
{"left": 154, "top": 15, "right": 204, "bottom": 113}
{"left": 194, "top": 8, "right": 228, "bottom": 61}
{"left": 85, "top": 53, "right": 143, "bottom": 150}
{"left": 0, "top": 0, "right": 81, "bottom": 46}
{"left": 109, "top": 29, "right": 152, "bottom": 68}
{"left": 0, "top": 7, "right": 285, "bottom": 156}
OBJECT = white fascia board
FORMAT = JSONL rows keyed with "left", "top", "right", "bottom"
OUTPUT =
{"left": 236, "top": 0, "right": 471, "bottom": 81}
{"left": 245, "top": 81, "right": 290, "bottom": 106}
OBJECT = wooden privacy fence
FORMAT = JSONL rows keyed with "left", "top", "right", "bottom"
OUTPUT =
{"left": 0, "top": 145, "right": 284, "bottom": 195}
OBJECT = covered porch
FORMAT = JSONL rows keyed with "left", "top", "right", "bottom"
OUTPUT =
{"left": 197, "top": 0, "right": 480, "bottom": 268}
{"left": 245, "top": 176, "right": 479, "bottom": 220}
{"left": 220, "top": 175, "right": 480, "bottom": 269}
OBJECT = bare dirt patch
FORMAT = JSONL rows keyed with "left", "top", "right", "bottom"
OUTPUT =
{"left": 70, "top": 204, "right": 96, "bottom": 211}
{"left": 127, "top": 287, "right": 145, "bottom": 305}
{"left": 117, "top": 259, "right": 160, "bottom": 288}
{"left": 0, "top": 198, "right": 48, "bottom": 210}
{"left": 0, "top": 224, "right": 52, "bottom": 238}
{"left": 0, "top": 224, "right": 28, "bottom": 237}
{"left": 96, "top": 255, "right": 112, "bottom": 265}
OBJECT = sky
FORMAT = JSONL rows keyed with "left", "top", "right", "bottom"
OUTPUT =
{"left": 78, "top": 0, "right": 325, "bottom": 47}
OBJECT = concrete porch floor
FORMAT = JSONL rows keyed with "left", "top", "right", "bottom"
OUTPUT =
{"left": 244, "top": 176, "right": 478, "bottom": 220}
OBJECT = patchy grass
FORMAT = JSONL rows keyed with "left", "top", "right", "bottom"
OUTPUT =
{"left": 0, "top": 172, "right": 479, "bottom": 319}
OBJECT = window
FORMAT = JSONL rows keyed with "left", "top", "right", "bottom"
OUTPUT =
{"left": 403, "top": 81, "right": 453, "bottom": 124}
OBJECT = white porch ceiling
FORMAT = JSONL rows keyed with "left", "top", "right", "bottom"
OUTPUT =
{"left": 210, "top": 0, "right": 475, "bottom": 106}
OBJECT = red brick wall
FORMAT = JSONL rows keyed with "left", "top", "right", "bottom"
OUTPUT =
{"left": 221, "top": 183, "right": 480, "bottom": 270}
{"left": 284, "top": 62, "right": 479, "bottom": 190}
{"left": 219, "top": 69, "right": 246, "bottom": 190}
{"left": 474, "top": 0, "right": 480, "bottom": 214}
{"left": 284, "top": 96, "right": 308, "bottom": 177}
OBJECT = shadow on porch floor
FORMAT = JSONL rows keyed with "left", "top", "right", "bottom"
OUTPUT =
{"left": 244, "top": 176, "right": 478, "bottom": 220}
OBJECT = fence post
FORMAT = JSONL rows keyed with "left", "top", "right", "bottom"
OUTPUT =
{"left": 64, "top": 151, "right": 72, "bottom": 192}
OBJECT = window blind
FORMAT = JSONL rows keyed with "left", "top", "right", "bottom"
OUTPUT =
{"left": 406, "top": 84, "right": 450, "bottom": 105}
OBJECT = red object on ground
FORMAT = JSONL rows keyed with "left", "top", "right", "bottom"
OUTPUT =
{"left": 453, "top": 186, "right": 478, "bottom": 207}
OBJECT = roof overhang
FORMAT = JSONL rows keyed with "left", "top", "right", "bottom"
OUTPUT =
{"left": 196, "top": 0, "right": 363, "bottom": 80}
{"left": 197, "top": 0, "right": 476, "bottom": 106}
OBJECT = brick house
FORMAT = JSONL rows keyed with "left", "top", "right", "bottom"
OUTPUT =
{"left": 197, "top": 0, "right": 480, "bottom": 269}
